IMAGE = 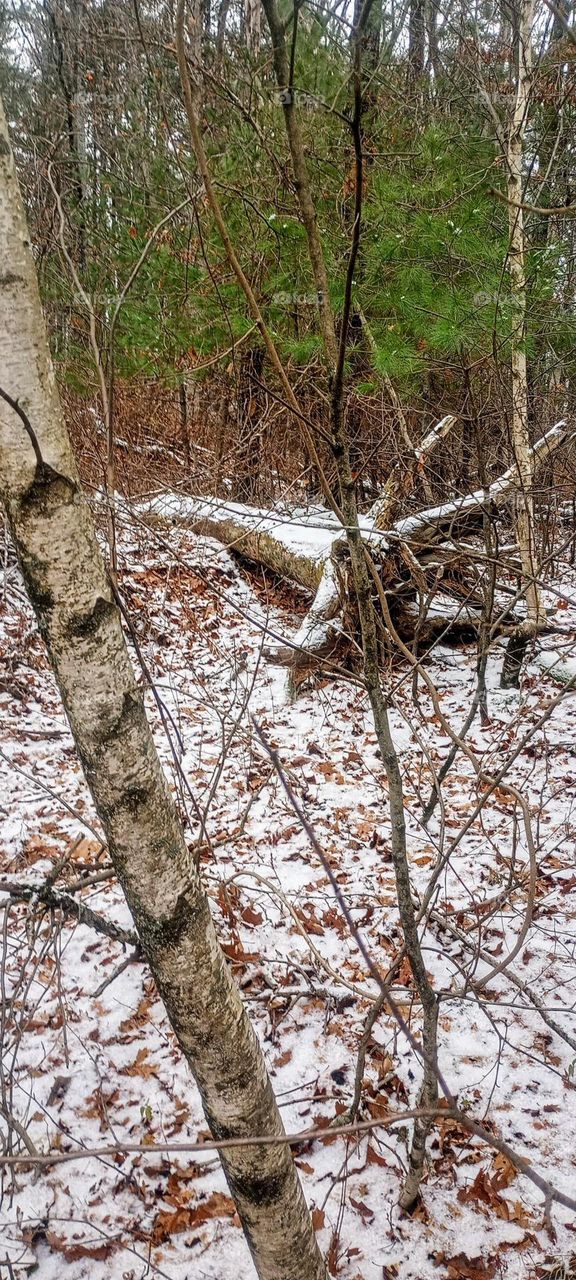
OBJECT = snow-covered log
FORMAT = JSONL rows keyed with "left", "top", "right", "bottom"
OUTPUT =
{"left": 265, "top": 552, "right": 348, "bottom": 697}
{"left": 137, "top": 493, "right": 341, "bottom": 593}
{"left": 135, "top": 420, "right": 571, "bottom": 692}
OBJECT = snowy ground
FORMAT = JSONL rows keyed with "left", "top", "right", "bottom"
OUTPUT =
{"left": 1, "top": 507, "right": 576, "bottom": 1280}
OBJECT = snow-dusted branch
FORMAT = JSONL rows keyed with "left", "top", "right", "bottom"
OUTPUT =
{"left": 394, "top": 419, "right": 569, "bottom": 544}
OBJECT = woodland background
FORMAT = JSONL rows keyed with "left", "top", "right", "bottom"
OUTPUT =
{"left": 1, "top": 2, "right": 576, "bottom": 1279}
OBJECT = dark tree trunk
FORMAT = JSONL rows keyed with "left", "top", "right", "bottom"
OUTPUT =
{"left": 408, "top": 0, "right": 426, "bottom": 76}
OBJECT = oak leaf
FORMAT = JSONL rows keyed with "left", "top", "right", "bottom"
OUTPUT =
{"left": 152, "top": 1191, "right": 237, "bottom": 1242}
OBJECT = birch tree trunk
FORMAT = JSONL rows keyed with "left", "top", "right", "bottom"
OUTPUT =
{"left": 244, "top": 0, "right": 261, "bottom": 56}
{"left": 501, "top": 0, "right": 540, "bottom": 687}
{"left": 0, "top": 96, "right": 327, "bottom": 1280}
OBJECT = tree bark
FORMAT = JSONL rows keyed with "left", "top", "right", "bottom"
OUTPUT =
{"left": 501, "top": 0, "right": 539, "bottom": 687}
{"left": 408, "top": 0, "right": 426, "bottom": 76}
{"left": 244, "top": 0, "right": 261, "bottom": 56}
{"left": 179, "top": 378, "right": 191, "bottom": 470}
{"left": 0, "top": 95, "right": 327, "bottom": 1280}
{"left": 232, "top": 347, "right": 265, "bottom": 502}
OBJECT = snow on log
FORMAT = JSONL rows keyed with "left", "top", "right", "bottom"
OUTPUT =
{"left": 136, "top": 493, "right": 332, "bottom": 591}
{"left": 132, "top": 419, "right": 572, "bottom": 693}
{"left": 533, "top": 648, "right": 576, "bottom": 686}
{"left": 266, "top": 553, "right": 348, "bottom": 699}
{"left": 135, "top": 421, "right": 568, "bottom": 579}
{"left": 394, "top": 420, "right": 569, "bottom": 545}
{"left": 135, "top": 493, "right": 388, "bottom": 591}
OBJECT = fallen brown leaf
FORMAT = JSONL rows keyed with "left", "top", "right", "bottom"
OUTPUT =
{"left": 46, "top": 1231, "right": 116, "bottom": 1261}
{"left": 152, "top": 1191, "right": 237, "bottom": 1243}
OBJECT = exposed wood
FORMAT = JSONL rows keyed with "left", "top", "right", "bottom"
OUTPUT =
{"left": 369, "top": 413, "right": 457, "bottom": 529}
{"left": 142, "top": 419, "right": 571, "bottom": 692}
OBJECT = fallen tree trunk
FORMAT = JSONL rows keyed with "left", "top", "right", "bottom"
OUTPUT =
{"left": 177, "top": 498, "right": 331, "bottom": 592}
{"left": 136, "top": 418, "right": 570, "bottom": 695}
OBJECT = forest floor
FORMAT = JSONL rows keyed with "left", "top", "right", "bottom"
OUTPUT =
{"left": 1, "top": 505, "right": 576, "bottom": 1280}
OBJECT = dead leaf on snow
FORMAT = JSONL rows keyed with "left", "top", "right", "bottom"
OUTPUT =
{"left": 294, "top": 907, "right": 325, "bottom": 937}
{"left": 366, "top": 1144, "right": 388, "bottom": 1167}
{"left": 45, "top": 1230, "right": 118, "bottom": 1261}
{"left": 152, "top": 1191, "right": 237, "bottom": 1243}
{"left": 221, "top": 939, "right": 260, "bottom": 965}
{"left": 119, "top": 994, "right": 155, "bottom": 1038}
{"left": 164, "top": 1168, "right": 205, "bottom": 1205}
{"left": 120, "top": 1048, "right": 157, "bottom": 1078}
{"left": 241, "top": 904, "right": 264, "bottom": 927}
{"left": 490, "top": 1151, "right": 517, "bottom": 1189}
{"left": 349, "top": 1196, "right": 374, "bottom": 1223}
{"left": 432, "top": 1250, "right": 498, "bottom": 1279}
{"left": 457, "top": 1166, "right": 531, "bottom": 1224}
{"left": 274, "top": 1049, "right": 292, "bottom": 1068}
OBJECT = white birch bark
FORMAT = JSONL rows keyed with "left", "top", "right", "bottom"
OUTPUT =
{"left": 507, "top": 0, "right": 540, "bottom": 631}
{"left": 244, "top": 0, "right": 261, "bottom": 55}
{"left": 0, "top": 96, "right": 327, "bottom": 1280}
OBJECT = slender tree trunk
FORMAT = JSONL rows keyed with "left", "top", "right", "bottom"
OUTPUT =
{"left": 216, "top": 0, "right": 232, "bottom": 68}
{"left": 260, "top": 0, "right": 439, "bottom": 1207}
{"left": 427, "top": 0, "right": 439, "bottom": 78}
{"left": 260, "top": 0, "right": 338, "bottom": 371}
{"left": 354, "top": 0, "right": 381, "bottom": 83}
{"left": 532, "top": 0, "right": 568, "bottom": 423}
{"left": 244, "top": 0, "right": 261, "bottom": 56}
{"left": 0, "top": 95, "right": 327, "bottom": 1280}
{"left": 188, "top": 0, "right": 205, "bottom": 110}
{"left": 179, "top": 379, "right": 191, "bottom": 470}
{"left": 44, "top": 0, "right": 87, "bottom": 267}
{"left": 501, "top": 0, "right": 539, "bottom": 688}
{"left": 233, "top": 347, "right": 265, "bottom": 501}
{"left": 408, "top": 0, "right": 426, "bottom": 76}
